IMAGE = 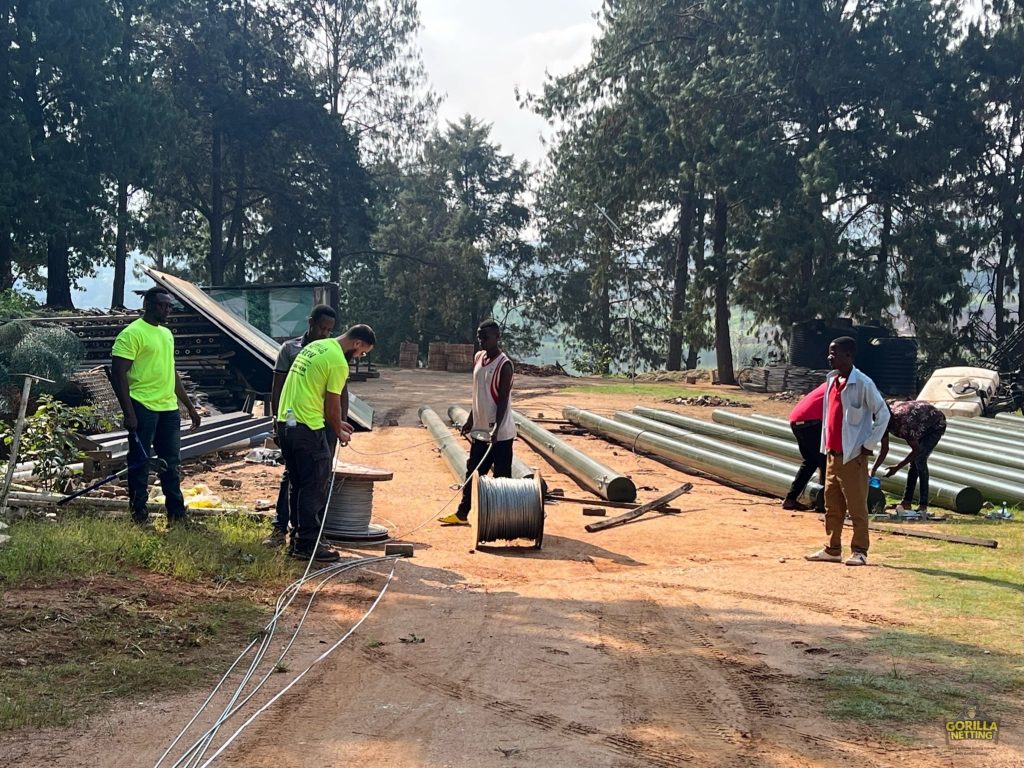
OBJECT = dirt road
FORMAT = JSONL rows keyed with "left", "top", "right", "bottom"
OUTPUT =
{"left": 9, "top": 371, "right": 1020, "bottom": 767}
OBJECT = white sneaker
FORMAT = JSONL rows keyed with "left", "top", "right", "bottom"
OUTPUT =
{"left": 804, "top": 549, "right": 842, "bottom": 563}
{"left": 845, "top": 552, "right": 867, "bottom": 566}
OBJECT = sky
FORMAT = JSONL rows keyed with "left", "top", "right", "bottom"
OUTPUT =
{"left": 417, "top": 0, "right": 599, "bottom": 168}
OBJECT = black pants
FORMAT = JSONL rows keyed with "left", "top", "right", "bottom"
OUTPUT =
{"left": 128, "top": 400, "right": 186, "bottom": 522}
{"left": 904, "top": 426, "right": 945, "bottom": 508}
{"left": 456, "top": 439, "right": 514, "bottom": 519}
{"left": 275, "top": 429, "right": 338, "bottom": 533}
{"left": 279, "top": 423, "right": 332, "bottom": 550}
{"left": 786, "top": 420, "right": 825, "bottom": 505}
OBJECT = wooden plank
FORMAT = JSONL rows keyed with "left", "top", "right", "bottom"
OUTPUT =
{"left": 585, "top": 483, "right": 694, "bottom": 533}
{"left": 863, "top": 523, "right": 998, "bottom": 548}
{"left": 547, "top": 494, "right": 680, "bottom": 512}
{"left": 331, "top": 460, "right": 393, "bottom": 481}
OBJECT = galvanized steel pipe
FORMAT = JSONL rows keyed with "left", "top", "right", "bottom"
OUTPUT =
{"left": 727, "top": 410, "right": 1024, "bottom": 474}
{"left": 419, "top": 406, "right": 468, "bottom": 481}
{"left": 944, "top": 417, "right": 1021, "bottom": 442}
{"left": 631, "top": 408, "right": 986, "bottom": 513}
{"left": 994, "top": 412, "right": 1024, "bottom": 425}
{"left": 507, "top": 409, "right": 636, "bottom": 502}
{"left": 563, "top": 407, "right": 823, "bottom": 506}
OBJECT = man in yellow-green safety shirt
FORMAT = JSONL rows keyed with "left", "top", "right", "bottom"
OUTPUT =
{"left": 111, "top": 286, "right": 202, "bottom": 528}
{"left": 277, "top": 323, "right": 375, "bottom": 562}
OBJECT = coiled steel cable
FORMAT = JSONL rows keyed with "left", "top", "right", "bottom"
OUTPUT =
{"left": 474, "top": 475, "right": 545, "bottom": 548}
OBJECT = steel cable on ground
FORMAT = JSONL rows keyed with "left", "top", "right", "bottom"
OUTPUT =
{"left": 176, "top": 479, "right": 358, "bottom": 767}
{"left": 194, "top": 559, "right": 398, "bottom": 768}
{"left": 176, "top": 560, "right": 383, "bottom": 768}
{"left": 169, "top": 557, "right": 396, "bottom": 768}
{"left": 345, "top": 438, "right": 438, "bottom": 456}
{"left": 157, "top": 472, "right": 348, "bottom": 768}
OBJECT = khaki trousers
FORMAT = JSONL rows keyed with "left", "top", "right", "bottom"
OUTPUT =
{"left": 823, "top": 451, "right": 870, "bottom": 555}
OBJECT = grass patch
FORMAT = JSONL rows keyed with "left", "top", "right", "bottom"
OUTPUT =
{"left": 0, "top": 513, "right": 296, "bottom": 586}
{"left": 563, "top": 382, "right": 749, "bottom": 400}
{"left": 818, "top": 515, "right": 1023, "bottom": 734}
{"left": 0, "top": 512, "right": 297, "bottom": 731}
{"left": 821, "top": 667, "right": 967, "bottom": 722}
{"left": 881, "top": 515, "right": 1023, "bottom": 653}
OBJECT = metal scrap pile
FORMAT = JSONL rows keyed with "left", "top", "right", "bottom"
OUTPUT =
{"left": 663, "top": 394, "right": 751, "bottom": 408}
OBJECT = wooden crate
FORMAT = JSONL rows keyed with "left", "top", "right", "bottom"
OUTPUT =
{"left": 445, "top": 343, "right": 475, "bottom": 373}
{"left": 398, "top": 341, "right": 419, "bottom": 369}
{"left": 427, "top": 342, "right": 448, "bottom": 371}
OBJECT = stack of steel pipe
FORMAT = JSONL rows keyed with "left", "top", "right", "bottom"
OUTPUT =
{"left": 563, "top": 407, "right": 826, "bottom": 507}
{"left": 708, "top": 410, "right": 1015, "bottom": 512}
{"left": 994, "top": 412, "right": 1024, "bottom": 425}
{"left": 628, "top": 407, "right": 984, "bottom": 513}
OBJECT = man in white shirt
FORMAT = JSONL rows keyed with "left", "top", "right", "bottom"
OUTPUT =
{"left": 805, "top": 336, "right": 889, "bottom": 566}
{"left": 439, "top": 319, "right": 515, "bottom": 526}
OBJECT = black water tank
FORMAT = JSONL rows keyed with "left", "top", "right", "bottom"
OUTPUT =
{"left": 790, "top": 320, "right": 829, "bottom": 369}
{"left": 869, "top": 337, "right": 917, "bottom": 396}
{"left": 854, "top": 325, "right": 890, "bottom": 381}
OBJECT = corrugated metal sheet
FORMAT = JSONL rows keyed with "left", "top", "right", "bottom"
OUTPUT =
{"left": 145, "top": 268, "right": 374, "bottom": 430}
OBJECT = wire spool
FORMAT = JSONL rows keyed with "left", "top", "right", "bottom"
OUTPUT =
{"left": 322, "top": 461, "right": 393, "bottom": 545}
{"left": 472, "top": 473, "right": 545, "bottom": 549}
{"left": 322, "top": 479, "right": 389, "bottom": 544}
{"left": 467, "top": 429, "right": 492, "bottom": 442}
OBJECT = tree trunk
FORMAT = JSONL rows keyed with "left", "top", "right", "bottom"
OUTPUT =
{"left": 686, "top": 193, "right": 706, "bottom": 370}
{"left": 875, "top": 200, "right": 892, "bottom": 324}
{"left": 45, "top": 230, "right": 74, "bottom": 309}
{"left": 328, "top": 209, "right": 341, "bottom": 283}
{"left": 667, "top": 185, "right": 695, "bottom": 370}
{"left": 1015, "top": 216, "right": 1024, "bottom": 332}
{"left": 599, "top": 264, "right": 611, "bottom": 376}
{"left": 111, "top": 177, "right": 128, "bottom": 309}
{"left": 0, "top": 231, "right": 14, "bottom": 291}
{"left": 712, "top": 189, "right": 734, "bottom": 385}
{"left": 225, "top": 150, "right": 246, "bottom": 284}
{"left": 208, "top": 124, "right": 224, "bottom": 284}
{"left": 995, "top": 213, "right": 1010, "bottom": 343}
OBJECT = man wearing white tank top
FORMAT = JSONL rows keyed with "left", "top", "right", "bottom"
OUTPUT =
{"left": 440, "top": 319, "right": 515, "bottom": 525}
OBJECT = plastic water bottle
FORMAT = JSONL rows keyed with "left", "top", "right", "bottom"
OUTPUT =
{"left": 1000, "top": 501, "right": 1009, "bottom": 518}
{"left": 869, "top": 476, "right": 881, "bottom": 490}
{"left": 285, "top": 408, "right": 297, "bottom": 427}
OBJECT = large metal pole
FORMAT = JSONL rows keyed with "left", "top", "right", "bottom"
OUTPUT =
{"left": 564, "top": 407, "right": 824, "bottom": 506}
{"left": 627, "top": 409, "right": 986, "bottom": 512}
{"left": 507, "top": 408, "right": 636, "bottom": 502}
{"left": 994, "top": 412, "right": 1024, "bottom": 425}
{"left": 944, "top": 417, "right": 1021, "bottom": 441}
{"left": 419, "top": 406, "right": 468, "bottom": 482}
{"left": 692, "top": 407, "right": 1024, "bottom": 491}
{"left": 446, "top": 405, "right": 538, "bottom": 481}
{"left": 728, "top": 410, "right": 1024, "bottom": 473}
{"left": 705, "top": 409, "right": 1011, "bottom": 509}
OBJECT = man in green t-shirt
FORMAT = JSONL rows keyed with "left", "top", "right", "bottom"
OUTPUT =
{"left": 278, "top": 324, "right": 375, "bottom": 562}
{"left": 111, "top": 286, "right": 202, "bottom": 527}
